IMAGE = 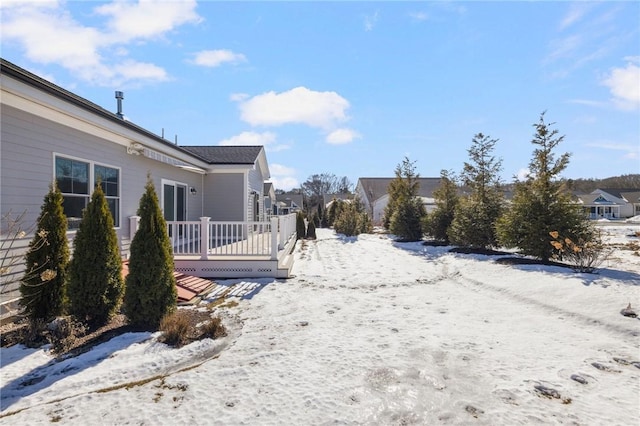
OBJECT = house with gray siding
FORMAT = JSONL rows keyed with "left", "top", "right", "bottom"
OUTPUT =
{"left": 1, "top": 58, "right": 297, "bottom": 314}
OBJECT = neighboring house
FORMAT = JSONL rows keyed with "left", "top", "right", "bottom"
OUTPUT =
{"left": 323, "top": 193, "right": 354, "bottom": 208}
{"left": 355, "top": 177, "right": 442, "bottom": 225}
{"left": 1, "top": 58, "right": 296, "bottom": 313}
{"left": 275, "top": 193, "right": 304, "bottom": 215}
{"left": 576, "top": 188, "right": 640, "bottom": 220}
{"left": 263, "top": 182, "right": 276, "bottom": 219}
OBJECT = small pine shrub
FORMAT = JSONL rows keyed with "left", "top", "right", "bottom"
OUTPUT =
{"left": 389, "top": 197, "right": 425, "bottom": 242}
{"left": 296, "top": 211, "right": 306, "bottom": 241}
{"left": 306, "top": 220, "right": 317, "bottom": 239}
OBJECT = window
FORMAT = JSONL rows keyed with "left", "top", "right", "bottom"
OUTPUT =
{"left": 55, "top": 155, "right": 120, "bottom": 229}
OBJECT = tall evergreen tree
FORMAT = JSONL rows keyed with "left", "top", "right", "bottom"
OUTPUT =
{"left": 497, "top": 112, "right": 593, "bottom": 261}
{"left": 124, "top": 176, "right": 177, "bottom": 329}
{"left": 449, "top": 133, "right": 504, "bottom": 249}
{"left": 67, "top": 184, "right": 124, "bottom": 326}
{"left": 20, "top": 183, "right": 69, "bottom": 323}
{"left": 386, "top": 157, "right": 426, "bottom": 241}
{"left": 423, "top": 170, "right": 459, "bottom": 243}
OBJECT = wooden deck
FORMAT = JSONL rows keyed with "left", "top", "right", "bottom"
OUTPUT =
{"left": 122, "top": 261, "right": 217, "bottom": 305}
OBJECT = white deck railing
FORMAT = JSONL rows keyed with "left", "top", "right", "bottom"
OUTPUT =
{"left": 133, "top": 213, "right": 297, "bottom": 260}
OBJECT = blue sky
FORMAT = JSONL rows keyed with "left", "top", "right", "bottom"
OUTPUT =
{"left": 2, "top": 1, "right": 639, "bottom": 190}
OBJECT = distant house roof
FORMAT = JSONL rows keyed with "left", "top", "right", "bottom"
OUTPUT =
{"left": 357, "top": 177, "right": 442, "bottom": 203}
{"left": 276, "top": 193, "right": 304, "bottom": 209}
{"left": 181, "top": 146, "right": 263, "bottom": 165}
{"left": 621, "top": 191, "right": 640, "bottom": 203}
{"left": 323, "top": 193, "right": 354, "bottom": 206}
{"left": 590, "top": 188, "right": 640, "bottom": 200}
{"left": 578, "top": 193, "right": 623, "bottom": 205}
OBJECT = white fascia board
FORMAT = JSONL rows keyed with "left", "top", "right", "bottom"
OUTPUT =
{"left": 1, "top": 75, "right": 208, "bottom": 170}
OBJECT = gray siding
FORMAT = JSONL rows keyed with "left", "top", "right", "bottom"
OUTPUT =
{"left": 1, "top": 105, "right": 204, "bottom": 304}
{"left": 204, "top": 173, "right": 244, "bottom": 221}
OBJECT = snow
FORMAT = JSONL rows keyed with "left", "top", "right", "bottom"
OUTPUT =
{"left": 1, "top": 224, "right": 639, "bottom": 425}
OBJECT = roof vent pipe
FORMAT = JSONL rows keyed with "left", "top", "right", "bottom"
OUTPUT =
{"left": 115, "top": 91, "right": 124, "bottom": 119}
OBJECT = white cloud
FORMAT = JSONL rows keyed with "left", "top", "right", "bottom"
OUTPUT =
{"left": 270, "top": 163, "right": 296, "bottom": 176}
{"left": 516, "top": 168, "right": 530, "bottom": 181}
{"left": 95, "top": 0, "right": 201, "bottom": 42}
{"left": 587, "top": 142, "right": 639, "bottom": 160}
{"left": 238, "top": 86, "right": 351, "bottom": 130}
{"left": 1, "top": 0, "right": 201, "bottom": 87}
{"left": 268, "top": 163, "right": 298, "bottom": 191}
{"left": 230, "top": 93, "right": 249, "bottom": 102}
{"left": 326, "top": 128, "right": 361, "bottom": 145}
{"left": 190, "top": 49, "right": 247, "bottom": 68}
{"left": 567, "top": 99, "right": 607, "bottom": 108}
{"left": 602, "top": 59, "right": 640, "bottom": 110}
{"left": 409, "top": 11, "right": 429, "bottom": 22}
{"left": 2, "top": 7, "right": 104, "bottom": 69}
{"left": 219, "top": 131, "right": 276, "bottom": 146}
{"left": 364, "top": 10, "right": 379, "bottom": 32}
{"left": 559, "top": 3, "right": 595, "bottom": 31}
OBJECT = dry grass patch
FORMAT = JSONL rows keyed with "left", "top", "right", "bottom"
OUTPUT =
{"left": 159, "top": 309, "right": 227, "bottom": 348}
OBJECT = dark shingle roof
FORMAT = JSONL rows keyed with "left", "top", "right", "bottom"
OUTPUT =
{"left": 180, "top": 146, "right": 263, "bottom": 165}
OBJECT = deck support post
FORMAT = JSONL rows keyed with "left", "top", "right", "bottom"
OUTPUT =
{"left": 270, "top": 216, "right": 279, "bottom": 260}
{"left": 200, "top": 217, "right": 210, "bottom": 260}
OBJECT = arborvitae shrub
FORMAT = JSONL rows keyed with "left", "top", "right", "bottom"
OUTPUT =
{"left": 67, "top": 184, "right": 123, "bottom": 326}
{"left": 20, "top": 183, "right": 70, "bottom": 323}
{"left": 296, "top": 211, "right": 306, "bottom": 240}
{"left": 124, "top": 176, "right": 177, "bottom": 329}
{"left": 306, "top": 220, "right": 317, "bottom": 239}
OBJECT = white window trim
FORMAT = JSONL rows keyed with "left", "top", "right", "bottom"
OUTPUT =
{"left": 161, "top": 178, "right": 189, "bottom": 221}
{"left": 53, "top": 153, "right": 121, "bottom": 230}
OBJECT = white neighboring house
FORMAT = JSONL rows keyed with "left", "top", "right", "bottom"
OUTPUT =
{"left": 576, "top": 188, "right": 640, "bottom": 220}
{"left": 355, "top": 177, "right": 442, "bottom": 225}
{"left": 1, "top": 58, "right": 297, "bottom": 316}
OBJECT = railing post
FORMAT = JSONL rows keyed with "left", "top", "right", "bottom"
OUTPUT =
{"left": 129, "top": 216, "right": 140, "bottom": 241}
{"left": 200, "top": 217, "right": 210, "bottom": 260}
{"left": 271, "top": 216, "right": 279, "bottom": 260}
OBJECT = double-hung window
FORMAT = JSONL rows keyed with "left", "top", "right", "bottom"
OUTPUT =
{"left": 55, "top": 155, "right": 120, "bottom": 229}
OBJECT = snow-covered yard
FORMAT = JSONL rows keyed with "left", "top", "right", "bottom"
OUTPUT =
{"left": 1, "top": 224, "right": 639, "bottom": 425}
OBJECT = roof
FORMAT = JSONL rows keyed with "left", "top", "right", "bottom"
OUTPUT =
{"left": 1, "top": 58, "right": 201, "bottom": 160}
{"left": 591, "top": 188, "right": 640, "bottom": 199}
{"left": 276, "top": 193, "right": 304, "bottom": 208}
{"left": 180, "top": 146, "right": 263, "bottom": 165}
{"left": 577, "top": 193, "right": 623, "bottom": 205}
{"left": 323, "top": 193, "right": 354, "bottom": 205}
{"left": 620, "top": 191, "right": 640, "bottom": 203}
{"left": 357, "top": 177, "right": 442, "bottom": 203}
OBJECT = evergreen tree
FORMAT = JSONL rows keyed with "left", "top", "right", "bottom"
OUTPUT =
{"left": 306, "top": 219, "right": 317, "bottom": 239}
{"left": 386, "top": 157, "right": 426, "bottom": 241}
{"left": 20, "top": 183, "right": 69, "bottom": 323}
{"left": 496, "top": 112, "right": 593, "bottom": 261}
{"left": 67, "top": 184, "right": 124, "bottom": 326}
{"left": 296, "top": 211, "right": 306, "bottom": 241}
{"left": 448, "top": 133, "right": 504, "bottom": 249}
{"left": 327, "top": 198, "right": 344, "bottom": 227}
{"left": 124, "top": 176, "right": 177, "bottom": 329}
{"left": 316, "top": 204, "right": 323, "bottom": 228}
{"left": 423, "top": 170, "right": 459, "bottom": 244}
{"left": 333, "top": 199, "right": 372, "bottom": 237}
